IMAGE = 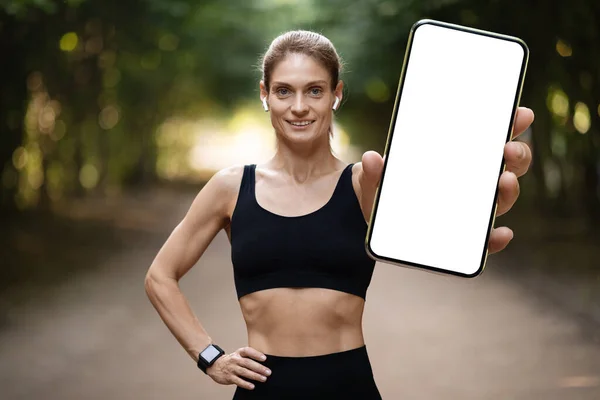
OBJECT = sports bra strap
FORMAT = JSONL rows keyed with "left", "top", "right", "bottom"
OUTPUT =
{"left": 239, "top": 164, "right": 256, "bottom": 197}
{"left": 331, "top": 163, "right": 355, "bottom": 202}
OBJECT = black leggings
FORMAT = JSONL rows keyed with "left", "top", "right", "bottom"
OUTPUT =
{"left": 232, "top": 345, "right": 382, "bottom": 399}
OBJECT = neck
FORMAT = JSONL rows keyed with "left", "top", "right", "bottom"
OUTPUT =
{"left": 269, "top": 136, "right": 342, "bottom": 182}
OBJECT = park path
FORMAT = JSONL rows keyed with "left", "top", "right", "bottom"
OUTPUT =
{"left": 1, "top": 187, "right": 599, "bottom": 399}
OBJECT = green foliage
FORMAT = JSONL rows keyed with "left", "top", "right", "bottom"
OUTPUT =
{"left": 0, "top": 0, "right": 599, "bottom": 218}
{"left": 1, "top": 0, "right": 86, "bottom": 16}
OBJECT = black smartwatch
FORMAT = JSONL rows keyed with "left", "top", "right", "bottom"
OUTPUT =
{"left": 197, "top": 344, "right": 225, "bottom": 374}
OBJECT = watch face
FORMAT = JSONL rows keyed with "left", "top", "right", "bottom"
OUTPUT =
{"left": 201, "top": 345, "right": 221, "bottom": 363}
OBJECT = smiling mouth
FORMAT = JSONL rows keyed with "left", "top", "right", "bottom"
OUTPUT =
{"left": 287, "top": 120, "right": 315, "bottom": 127}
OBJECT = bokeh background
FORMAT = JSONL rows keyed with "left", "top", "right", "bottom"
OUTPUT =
{"left": 1, "top": 0, "right": 599, "bottom": 399}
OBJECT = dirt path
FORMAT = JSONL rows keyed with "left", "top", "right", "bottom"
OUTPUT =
{"left": 1, "top": 188, "right": 599, "bottom": 399}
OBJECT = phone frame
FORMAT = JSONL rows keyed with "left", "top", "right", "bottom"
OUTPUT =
{"left": 365, "top": 19, "right": 529, "bottom": 278}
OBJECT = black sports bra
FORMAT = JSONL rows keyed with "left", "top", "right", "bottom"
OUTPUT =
{"left": 230, "top": 164, "right": 376, "bottom": 300}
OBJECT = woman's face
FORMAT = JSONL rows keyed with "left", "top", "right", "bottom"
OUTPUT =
{"left": 260, "top": 53, "right": 343, "bottom": 146}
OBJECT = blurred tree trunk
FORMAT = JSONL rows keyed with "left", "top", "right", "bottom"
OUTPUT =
{"left": 0, "top": 16, "right": 28, "bottom": 213}
{"left": 582, "top": 140, "right": 599, "bottom": 222}
{"left": 583, "top": 100, "right": 600, "bottom": 225}
{"left": 529, "top": 92, "right": 556, "bottom": 214}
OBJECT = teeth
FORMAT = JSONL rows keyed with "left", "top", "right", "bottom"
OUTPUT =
{"left": 290, "top": 121, "right": 313, "bottom": 126}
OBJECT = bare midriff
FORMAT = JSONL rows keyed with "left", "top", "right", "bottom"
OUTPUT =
{"left": 239, "top": 287, "right": 365, "bottom": 357}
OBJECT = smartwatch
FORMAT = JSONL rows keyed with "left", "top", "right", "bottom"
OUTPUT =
{"left": 197, "top": 344, "right": 225, "bottom": 374}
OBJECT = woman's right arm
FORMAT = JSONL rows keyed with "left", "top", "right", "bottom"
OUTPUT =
{"left": 144, "top": 166, "right": 240, "bottom": 361}
{"left": 144, "top": 166, "right": 271, "bottom": 391}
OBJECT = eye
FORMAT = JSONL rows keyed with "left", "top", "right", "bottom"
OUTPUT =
{"left": 276, "top": 88, "right": 290, "bottom": 96}
{"left": 309, "top": 87, "right": 323, "bottom": 96}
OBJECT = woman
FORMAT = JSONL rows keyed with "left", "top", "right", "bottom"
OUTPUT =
{"left": 145, "top": 30, "right": 534, "bottom": 399}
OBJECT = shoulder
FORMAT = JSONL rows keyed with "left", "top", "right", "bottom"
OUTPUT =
{"left": 189, "top": 165, "right": 246, "bottom": 218}
{"left": 208, "top": 164, "right": 246, "bottom": 194}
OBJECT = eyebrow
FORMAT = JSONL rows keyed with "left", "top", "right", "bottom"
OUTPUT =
{"left": 271, "top": 80, "right": 329, "bottom": 87}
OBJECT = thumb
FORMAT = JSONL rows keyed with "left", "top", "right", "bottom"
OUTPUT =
{"left": 361, "top": 151, "right": 384, "bottom": 188}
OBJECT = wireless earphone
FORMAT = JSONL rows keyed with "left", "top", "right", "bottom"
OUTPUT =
{"left": 262, "top": 98, "right": 269, "bottom": 112}
{"left": 333, "top": 96, "right": 340, "bottom": 110}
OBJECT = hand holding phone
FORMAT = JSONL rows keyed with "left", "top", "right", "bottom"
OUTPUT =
{"left": 365, "top": 20, "right": 531, "bottom": 277}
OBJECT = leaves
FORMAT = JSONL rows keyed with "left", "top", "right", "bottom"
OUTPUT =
{"left": 0, "top": 0, "right": 598, "bottom": 217}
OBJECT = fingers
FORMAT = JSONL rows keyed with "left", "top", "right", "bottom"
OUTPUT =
{"left": 229, "top": 347, "right": 270, "bottom": 390}
{"left": 488, "top": 226, "right": 514, "bottom": 254}
{"left": 235, "top": 364, "right": 269, "bottom": 384}
{"left": 360, "top": 150, "right": 384, "bottom": 188}
{"left": 207, "top": 347, "right": 272, "bottom": 390}
{"left": 511, "top": 107, "right": 535, "bottom": 140}
{"left": 359, "top": 151, "right": 385, "bottom": 221}
{"left": 238, "top": 356, "right": 271, "bottom": 378}
{"left": 231, "top": 375, "right": 256, "bottom": 391}
{"left": 505, "top": 107, "right": 533, "bottom": 178}
{"left": 504, "top": 140, "right": 532, "bottom": 177}
{"left": 238, "top": 346, "right": 267, "bottom": 362}
{"left": 496, "top": 171, "right": 520, "bottom": 216}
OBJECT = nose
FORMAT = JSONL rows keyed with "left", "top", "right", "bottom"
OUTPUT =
{"left": 291, "top": 93, "right": 309, "bottom": 115}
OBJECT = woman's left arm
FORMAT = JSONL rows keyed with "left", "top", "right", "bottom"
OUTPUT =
{"left": 356, "top": 106, "right": 535, "bottom": 255}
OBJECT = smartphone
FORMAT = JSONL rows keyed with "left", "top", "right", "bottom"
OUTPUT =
{"left": 365, "top": 19, "right": 529, "bottom": 277}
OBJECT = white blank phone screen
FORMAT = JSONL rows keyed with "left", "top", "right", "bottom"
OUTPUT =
{"left": 369, "top": 23, "right": 525, "bottom": 275}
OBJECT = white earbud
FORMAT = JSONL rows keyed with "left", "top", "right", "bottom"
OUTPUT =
{"left": 262, "top": 98, "right": 269, "bottom": 112}
{"left": 332, "top": 96, "right": 340, "bottom": 110}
